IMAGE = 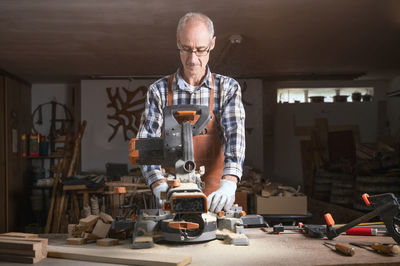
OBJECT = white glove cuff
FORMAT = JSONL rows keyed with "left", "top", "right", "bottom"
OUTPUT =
{"left": 152, "top": 181, "right": 168, "bottom": 199}
{"left": 220, "top": 179, "right": 237, "bottom": 192}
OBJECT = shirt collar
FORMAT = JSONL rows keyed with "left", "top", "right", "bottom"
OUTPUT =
{"left": 175, "top": 66, "right": 213, "bottom": 93}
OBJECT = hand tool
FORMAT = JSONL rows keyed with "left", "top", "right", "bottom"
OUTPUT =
{"left": 346, "top": 227, "right": 388, "bottom": 236}
{"left": 350, "top": 242, "right": 400, "bottom": 255}
{"left": 323, "top": 193, "right": 400, "bottom": 244}
{"left": 323, "top": 242, "right": 355, "bottom": 256}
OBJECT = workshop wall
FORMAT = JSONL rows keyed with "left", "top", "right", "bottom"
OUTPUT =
{"left": 31, "top": 84, "right": 77, "bottom": 172}
{"left": 81, "top": 79, "right": 154, "bottom": 173}
{"left": 31, "top": 84, "right": 75, "bottom": 136}
{"left": 80, "top": 78, "right": 263, "bottom": 174}
{"left": 272, "top": 80, "right": 390, "bottom": 188}
{"left": 387, "top": 76, "right": 400, "bottom": 137}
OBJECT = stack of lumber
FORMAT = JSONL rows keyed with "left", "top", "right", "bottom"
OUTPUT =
{"left": 0, "top": 232, "right": 47, "bottom": 264}
{"left": 67, "top": 212, "right": 118, "bottom": 246}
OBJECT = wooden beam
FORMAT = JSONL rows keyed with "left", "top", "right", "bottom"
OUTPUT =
{"left": 45, "top": 159, "right": 64, "bottom": 233}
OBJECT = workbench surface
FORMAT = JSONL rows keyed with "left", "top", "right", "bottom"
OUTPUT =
{"left": 1, "top": 229, "right": 399, "bottom": 266}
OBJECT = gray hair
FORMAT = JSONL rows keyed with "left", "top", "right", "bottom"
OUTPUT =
{"left": 176, "top": 12, "right": 214, "bottom": 43}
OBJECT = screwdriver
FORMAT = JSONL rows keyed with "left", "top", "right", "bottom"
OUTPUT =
{"left": 324, "top": 242, "right": 355, "bottom": 256}
{"left": 350, "top": 242, "right": 400, "bottom": 255}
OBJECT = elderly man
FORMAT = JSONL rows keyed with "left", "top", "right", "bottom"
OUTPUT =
{"left": 137, "top": 12, "right": 245, "bottom": 213}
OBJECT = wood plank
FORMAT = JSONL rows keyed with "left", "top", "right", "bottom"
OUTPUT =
{"left": 0, "top": 236, "right": 48, "bottom": 256}
{"left": 46, "top": 159, "right": 64, "bottom": 233}
{"left": 0, "top": 232, "right": 38, "bottom": 238}
{"left": 0, "top": 239, "right": 42, "bottom": 250}
{"left": 96, "top": 238, "right": 119, "bottom": 246}
{"left": 47, "top": 245, "right": 192, "bottom": 266}
{"left": 0, "top": 253, "right": 44, "bottom": 264}
{"left": 66, "top": 237, "right": 87, "bottom": 245}
{"left": 0, "top": 247, "right": 41, "bottom": 257}
{"left": 0, "top": 236, "right": 48, "bottom": 245}
{"left": 55, "top": 191, "right": 67, "bottom": 233}
{"left": 66, "top": 120, "right": 87, "bottom": 177}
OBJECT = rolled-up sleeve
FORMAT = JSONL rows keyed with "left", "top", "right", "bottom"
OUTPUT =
{"left": 137, "top": 85, "right": 165, "bottom": 187}
{"left": 219, "top": 79, "right": 246, "bottom": 180}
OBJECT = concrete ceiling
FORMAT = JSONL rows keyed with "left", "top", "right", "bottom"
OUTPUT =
{"left": 0, "top": 0, "right": 400, "bottom": 83}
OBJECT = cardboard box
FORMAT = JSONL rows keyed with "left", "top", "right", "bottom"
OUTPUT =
{"left": 256, "top": 195, "right": 308, "bottom": 215}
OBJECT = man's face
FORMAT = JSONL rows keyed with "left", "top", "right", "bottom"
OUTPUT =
{"left": 177, "top": 20, "right": 215, "bottom": 78}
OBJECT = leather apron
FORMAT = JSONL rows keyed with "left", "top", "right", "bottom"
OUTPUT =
{"left": 167, "top": 74, "right": 224, "bottom": 195}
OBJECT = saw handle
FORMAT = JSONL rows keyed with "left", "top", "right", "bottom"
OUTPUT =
{"left": 324, "top": 213, "right": 335, "bottom": 226}
{"left": 362, "top": 193, "right": 371, "bottom": 206}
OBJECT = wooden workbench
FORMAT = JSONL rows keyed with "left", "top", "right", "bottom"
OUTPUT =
{"left": 0, "top": 229, "right": 399, "bottom": 266}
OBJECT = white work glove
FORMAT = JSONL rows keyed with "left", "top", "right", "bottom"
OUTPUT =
{"left": 152, "top": 182, "right": 168, "bottom": 208}
{"left": 207, "top": 179, "right": 237, "bottom": 213}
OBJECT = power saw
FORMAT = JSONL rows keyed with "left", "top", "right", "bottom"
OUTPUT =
{"left": 129, "top": 105, "right": 218, "bottom": 242}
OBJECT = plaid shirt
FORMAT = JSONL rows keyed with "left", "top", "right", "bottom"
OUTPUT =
{"left": 137, "top": 67, "right": 246, "bottom": 187}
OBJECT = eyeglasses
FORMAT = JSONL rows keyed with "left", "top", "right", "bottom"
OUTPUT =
{"left": 177, "top": 43, "right": 211, "bottom": 57}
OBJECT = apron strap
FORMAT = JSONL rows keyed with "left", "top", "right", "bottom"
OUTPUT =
{"left": 167, "top": 74, "right": 174, "bottom": 106}
{"left": 167, "top": 72, "right": 215, "bottom": 112}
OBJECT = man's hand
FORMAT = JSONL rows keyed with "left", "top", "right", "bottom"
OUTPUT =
{"left": 207, "top": 177, "right": 237, "bottom": 213}
{"left": 151, "top": 180, "right": 168, "bottom": 208}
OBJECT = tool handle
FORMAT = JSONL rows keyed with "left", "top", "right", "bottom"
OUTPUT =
{"left": 346, "top": 227, "right": 375, "bottom": 236}
{"left": 372, "top": 243, "right": 400, "bottom": 254}
{"left": 336, "top": 243, "right": 355, "bottom": 256}
{"left": 324, "top": 213, "right": 335, "bottom": 226}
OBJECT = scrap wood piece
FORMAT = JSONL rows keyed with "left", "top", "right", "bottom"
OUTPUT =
{"left": 0, "top": 232, "right": 38, "bottom": 238}
{"left": 92, "top": 220, "right": 111, "bottom": 239}
{"left": 79, "top": 215, "right": 100, "bottom": 231}
{"left": 96, "top": 238, "right": 119, "bottom": 246}
{"left": 66, "top": 238, "right": 87, "bottom": 245}
{"left": 47, "top": 245, "right": 192, "bottom": 266}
